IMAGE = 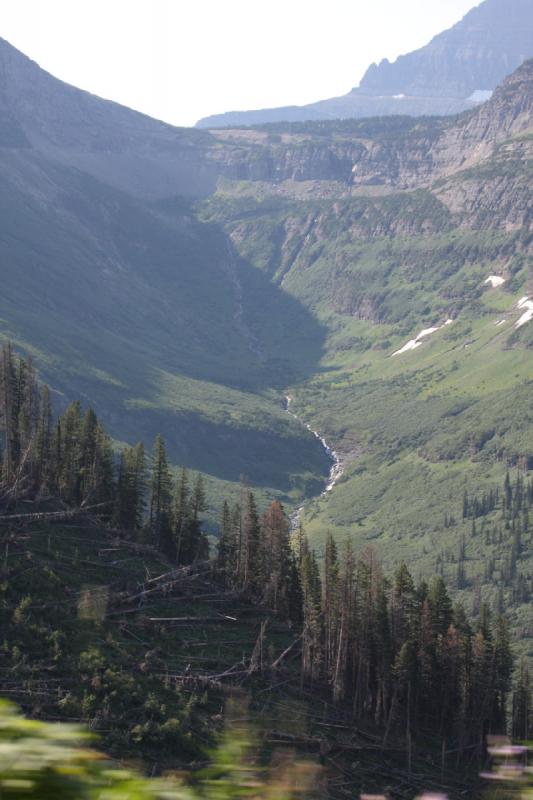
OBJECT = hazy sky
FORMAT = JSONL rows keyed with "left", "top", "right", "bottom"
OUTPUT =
{"left": 1, "top": 0, "right": 481, "bottom": 127}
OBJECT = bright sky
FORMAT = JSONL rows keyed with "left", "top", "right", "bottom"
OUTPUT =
{"left": 0, "top": 0, "right": 481, "bottom": 127}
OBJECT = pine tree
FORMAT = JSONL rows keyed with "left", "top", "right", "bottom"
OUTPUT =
{"left": 261, "top": 500, "right": 292, "bottom": 614}
{"left": 428, "top": 577, "right": 453, "bottom": 638}
{"left": 57, "top": 401, "right": 82, "bottom": 504}
{"left": 173, "top": 467, "right": 190, "bottom": 563}
{"left": 177, "top": 473, "right": 208, "bottom": 565}
{"left": 216, "top": 500, "right": 235, "bottom": 586}
{"left": 332, "top": 540, "right": 355, "bottom": 704}
{"left": 391, "top": 562, "right": 417, "bottom": 651}
{"left": 115, "top": 442, "right": 147, "bottom": 531}
{"left": 492, "top": 616, "right": 513, "bottom": 730}
{"left": 513, "top": 658, "right": 532, "bottom": 740}
{"left": 300, "top": 540, "right": 323, "bottom": 685}
{"left": 241, "top": 492, "right": 262, "bottom": 595}
{"left": 323, "top": 532, "right": 339, "bottom": 674}
{"left": 149, "top": 434, "right": 174, "bottom": 559}
{"left": 35, "top": 385, "right": 52, "bottom": 490}
{"left": 79, "top": 408, "right": 99, "bottom": 503}
{"left": 0, "top": 342, "right": 17, "bottom": 482}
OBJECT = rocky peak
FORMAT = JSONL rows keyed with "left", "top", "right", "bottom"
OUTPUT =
{"left": 359, "top": 0, "right": 532, "bottom": 99}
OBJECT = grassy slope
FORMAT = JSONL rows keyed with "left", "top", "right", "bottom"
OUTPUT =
{"left": 202, "top": 140, "right": 533, "bottom": 652}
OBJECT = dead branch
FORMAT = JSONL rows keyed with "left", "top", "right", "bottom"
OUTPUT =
{"left": 271, "top": 634, "right": 303, "bottom": 670}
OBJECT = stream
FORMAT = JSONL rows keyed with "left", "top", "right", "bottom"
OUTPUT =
{"left": 284, "top": 395, "right": 344, "bottom": 529}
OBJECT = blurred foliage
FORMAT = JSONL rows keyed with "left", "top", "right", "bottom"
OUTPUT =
{"left": 0, "top": 701, "right": 320, "bottom": 800}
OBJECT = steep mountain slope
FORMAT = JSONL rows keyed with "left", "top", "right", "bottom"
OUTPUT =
{"left": 196, "top": 0, "right": 532, "bottom": 128}
{"left": 198, "top": 59, "right": 533, "bottom": 193}
{"left": 0, "top": 37, "right": 330, "bottom": 515}
{"left": 200, "top": 62, "right": 533, "bottom": 652}
{"left": 0, "top": 36, "right": 218, "bottom": 199}
{"left": 358, "top": 0, "right": 531, "bottom": 98}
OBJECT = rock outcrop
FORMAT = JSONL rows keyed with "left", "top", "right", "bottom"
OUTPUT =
{"left": 202, "top": 60, "right": 533, "bottom": 195}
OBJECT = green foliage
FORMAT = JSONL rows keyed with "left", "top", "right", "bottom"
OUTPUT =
{"left": 0, "top": 701, "right": 318, "bottom": 800}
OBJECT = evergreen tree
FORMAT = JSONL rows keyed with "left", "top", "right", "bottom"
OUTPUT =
{"left": 115, "top": 442, "right": 147, "bottom": 531}
{"left": 262, "top": 500, "right": 292, "bottom": 614}
{"left": 177, "top": 473, "right": 208, "bottom": 565}
{"left": 428, "top": 577, "right": 453, "bottom": 638}
{"left": 0, "top": 342, "right": 17, "bottom": 482}
{"left": 173, "top": 467, "right": 190, "bottom": 563}
{"left": 513, "top": 658, "right": 532, "bottom": 740}
{"left": 323, "top": 532, "right": 339, "bottom": 674}
{"left": 300, "top": 540, "right": 323, "bottom": 685}
{"left": 241, "top": 492, "right": 262, "bottom": 595}
{"left": 149, "top": 434, "right": 174, "bottom": 559}
{"left": 57, "top": 401, "right": 82, "bottom": 504}
{"left": 35, "top": 385, "right": 52, "bottom": 489}
{"left": 216, "top": 500, "right": 235, "bottom": 586}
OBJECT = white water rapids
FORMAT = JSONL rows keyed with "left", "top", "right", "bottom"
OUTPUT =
{"left": 284, "top": 395, "right": 343, "bottom": 529}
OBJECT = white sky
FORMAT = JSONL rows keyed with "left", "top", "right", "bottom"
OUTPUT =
{"left": 0, "top": 0, "right": 481, "bottom": 127}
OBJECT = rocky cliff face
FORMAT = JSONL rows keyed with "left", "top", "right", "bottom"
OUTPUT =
{"left": 2, "top": 32, "right": 530, "bottom": 204}
{"left": 204, "top": 60, "right": 533, "bottom": 196}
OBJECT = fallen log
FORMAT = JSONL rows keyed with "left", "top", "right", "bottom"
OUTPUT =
{"left": 0, "top": 502, "right": 110, "bottom": 524}
{"left": 147, "top": 615, "right": 239, "bottom": 624}
{"left": 271, "top": 634, "right": 302, "bottom": 670}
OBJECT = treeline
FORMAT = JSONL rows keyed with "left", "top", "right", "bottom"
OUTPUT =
{"left": 0, "top": 343, "right": 208, "bottom": 564}
{"left": 296, "top": 535, "right": 513, "bottom": 749}
{"left": 214, "top": 494, "right": 515, "bottom": 748}
{"left": 439, "top": 471, "right": 533, "bottom": 600}
{"left": 462, "top": 471, "right": 533, "bottom": 523}
{"left": 216, "top": 496, "right": 301, "bottom": 617}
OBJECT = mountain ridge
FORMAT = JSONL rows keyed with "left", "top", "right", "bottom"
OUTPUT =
{"left": 196, "top": 0, "right": 533, "bottom": 128}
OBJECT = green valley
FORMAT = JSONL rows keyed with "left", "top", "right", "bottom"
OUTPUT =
{"left": 0, "top": 35, "right": 532, "bottom": 657}
{"left": 199, "top": 62, "right": 533, "bottom": 654}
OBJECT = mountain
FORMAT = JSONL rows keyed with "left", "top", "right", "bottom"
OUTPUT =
{"left": 358, "top": 0, "right": 532, "bottom": 98}
{"left": 0, "top": 36, "right": 331, "bottom": 516}
{"left": 196, "top": 0, "right": 533, "bottom": 128}
{"left": 1, "top": 31, "right": 533, "bottom": 652}
{"left": 198, "top": 61, "right": 533, "bottom": 654}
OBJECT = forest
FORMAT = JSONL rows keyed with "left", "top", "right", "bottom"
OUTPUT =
{"left": 0, "top": 341, "right": 529, "bottom": 795}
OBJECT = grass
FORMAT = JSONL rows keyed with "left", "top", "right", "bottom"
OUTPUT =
{"left": 202, "top": 142, "right": 533, "bottom": 653}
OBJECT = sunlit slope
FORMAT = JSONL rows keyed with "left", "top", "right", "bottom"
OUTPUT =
{"left": 202, "top": 104, "right": 533, "bottom": 647}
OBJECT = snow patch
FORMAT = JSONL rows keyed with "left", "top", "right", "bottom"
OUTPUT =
{"left": 485, "top": 275, "right": 505, "bottom": 288}
{"left": 468, "top": 90, "right": 493, "bottom": 103}
{"left": 393, "top": 319, "right": 453, "bottom": 356}
{"left": 515, "top": 297, "right": 533, "bottom": 328}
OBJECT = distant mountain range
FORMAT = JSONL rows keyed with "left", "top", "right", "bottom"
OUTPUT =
{"left": 196, "top": 0, "right": 533, "bottom": 128}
